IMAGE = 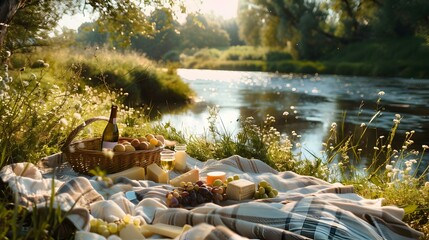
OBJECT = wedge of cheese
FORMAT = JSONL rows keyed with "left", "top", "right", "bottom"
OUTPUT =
{"left": 106, "top": 167, "right": 146, "bottom": 182}
{"left": 146, "top": 163, "right": 168, "bottom": 183}
{"left": 141, "top": 223, "right": 192, "bottom": 239}
{"left": 169, "top": 169, "right": 200, "bottom": 187}
{"left": 226, "top": 179, "right": 256, "bottom": 201}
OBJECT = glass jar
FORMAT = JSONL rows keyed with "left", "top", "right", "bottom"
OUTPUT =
{"left": 174, "top": 143, "right": 187, "bottom": 172}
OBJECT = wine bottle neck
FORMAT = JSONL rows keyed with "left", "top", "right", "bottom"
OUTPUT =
{"left": 109, "top": 105, "right": 118, "bottom": 123}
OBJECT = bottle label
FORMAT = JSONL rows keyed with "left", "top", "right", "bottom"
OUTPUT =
{"left": 102, "top": 141, "right": 117, "bottom": 149}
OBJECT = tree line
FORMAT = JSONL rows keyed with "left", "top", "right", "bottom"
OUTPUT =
{"left": 1, "top": 0, "right": 428, "bottom": 62}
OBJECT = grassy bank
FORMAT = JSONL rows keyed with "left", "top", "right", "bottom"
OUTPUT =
{"left": 180, "top": 37, "right": 429, "bottom": 79}
{"left": 1, "top": 48, "right": 428, "bottom": 239}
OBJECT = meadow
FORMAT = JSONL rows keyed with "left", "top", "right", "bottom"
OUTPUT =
{"left": 0, "top": 47, "right": 428, "bottom": 239}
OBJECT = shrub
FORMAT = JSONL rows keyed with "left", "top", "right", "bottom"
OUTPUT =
{"left": 265, "top": 50, "right": 292, "bottom": 61}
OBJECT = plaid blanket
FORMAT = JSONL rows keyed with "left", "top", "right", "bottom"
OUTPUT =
{"left": 0, "top": 155, "right": 423, "bottom": 240}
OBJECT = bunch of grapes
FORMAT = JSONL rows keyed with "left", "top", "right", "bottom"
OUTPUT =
{"left": 254, "top": 180, "right": 279, "bottom": 199}
{"left": 89, "top": 214, "right": 142, "bottom": 238}
{"left": 166, "top": 181, "right": 227, "bottom": 207}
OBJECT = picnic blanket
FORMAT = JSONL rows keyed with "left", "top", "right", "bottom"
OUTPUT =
{"left": 0, "top": 154, "right": 423, "bottom": 240}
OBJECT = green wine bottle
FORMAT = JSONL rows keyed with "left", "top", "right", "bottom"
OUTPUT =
{"left": 101, "top": 105, "right": 119, "bottom": 150}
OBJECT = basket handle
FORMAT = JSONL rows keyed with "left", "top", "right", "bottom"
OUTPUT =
{"left": 61, "top": 116, "right": 109, "bottom": 152}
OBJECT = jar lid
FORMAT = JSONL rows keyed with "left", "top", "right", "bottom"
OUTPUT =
{"left": 174, "top": 143, "right": 187, "bottom": 151}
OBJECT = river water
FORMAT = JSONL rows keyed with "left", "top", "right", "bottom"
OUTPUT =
{"left": 161, "top": 69, "right": 429, "bottom": 174}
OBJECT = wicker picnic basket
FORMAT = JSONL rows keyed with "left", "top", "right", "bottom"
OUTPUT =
{"left": 61, "top": 117, "right": 162, "bottom": 175}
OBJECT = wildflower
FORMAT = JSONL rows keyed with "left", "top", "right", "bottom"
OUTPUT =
{"left": 360, "top": 123, "right": 366, "bottom": 127}
{"left": 73, "top": 113, "right": 82, "bottom": 120}
{"left": 59, "top": 118, "right": 68, "bottom": 126}
{"left": 423, "top": 145, "right": 429, "bottom": 150}
{"left": 296, "top": 143, "right": 301, "bottom": 148}
{"left": 378, "top": 91, "right": 385, "bottom": 96}
{"left": 338, "top": 162, "right": 343, "bottom": 167}
{"left": 5, "top": 51, "right": 11, "bottom": 57}
{"left": 283, "top": 111, "right": 289, "bottom": 116}
{"left": 386, "top": 165, "right": 393, "bottom": 171}
{"left": 374, "top": 147, "right": 379, "bottom": 150}
{"left": 22, "top": 81, "right": 29, "bottom": 87}
{"left": 331, "top": 122, "right": 337, "bottom": 128}
{"left": 425, "top": 182, "right": 429, "bottom": 188}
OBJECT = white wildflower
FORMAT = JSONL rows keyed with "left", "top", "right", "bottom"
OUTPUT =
{"left": 73, "top": 113, "right": 82, "bottom": 120}
{"left": 378, "top": 91, "right": 385, "bottom": 96}
{"left": 283, "top": 111, "right": 289, "bottom": 116}
{"left": 59, "top": 118, "right": 68, "bottom": 126}
{"left": 360, "top": 123, "right": 366, "bottom": 127}
{"left": 385, "top": 164, "right": 393, "bottom": 171}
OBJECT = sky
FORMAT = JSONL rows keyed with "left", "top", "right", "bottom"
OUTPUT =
{"left": 58, "top": 0, "right": 239, "bottom": 30}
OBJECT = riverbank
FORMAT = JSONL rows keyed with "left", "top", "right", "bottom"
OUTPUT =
{"left": 180, "top": 37, "right": 429, "bottom": 79}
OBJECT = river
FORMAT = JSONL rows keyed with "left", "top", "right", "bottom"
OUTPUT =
{"left": 161, "top": 69, "right": 429, "bottom": 175}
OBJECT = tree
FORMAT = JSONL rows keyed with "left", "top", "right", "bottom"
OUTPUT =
{"left": 180, "top": 13, "right": 230, "bottom": 49}
{"left": 220, "top": 18, "right": 245, "bottom": 46}
{"left": 237, "top": 0, "right": 429, "bottom": 59}
{"left": 0, "top": 0, "right": 183, "bottom": 51}
{"left": 130, "top": 8, "right": 181, "bottom": 60}
{"left": 76, "top": 22, "right": 109, "bottom": 47}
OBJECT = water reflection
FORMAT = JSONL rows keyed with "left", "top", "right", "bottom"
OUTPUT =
{"left": 160, "top": 69, "right": 429, "bottom": 175}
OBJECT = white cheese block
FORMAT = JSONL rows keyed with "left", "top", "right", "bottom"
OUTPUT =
{"left": 169, "top": 169, "right": 200, "bottom": 187}
{"left": 142, "top": 223, "right": 192, "bottom": 239}
{"left": 146, "top": 163, "right": 168, "bottom": 183}
{"left": 226, "top": 179, "right": 256, "bottom": 201}
{"left": 119, "top": 224, "right": 146, "bottom": 240}
{"left": 106, "top": 167, "right": 146, "bottom": 182}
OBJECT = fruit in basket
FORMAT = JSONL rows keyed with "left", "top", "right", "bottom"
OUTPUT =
{"left": 113, "top": 144, "right": 126, "bottom": 152}
{"left": 125, "top": 145, "right": 136, "bottom": 152}
{"left": 136, "top": 142, "right": 149, "bottom": 150}
{"left": 149, "top": 138, "right": 159, "bottom": 147}
{"left": 155, "top": 135, "right": 165, "bottom": 144}
{"left": 145, "top": 134, "right": 155, "bottom": 141}
{"left": 131, "top": 139, "right": 140, "bottom": 147}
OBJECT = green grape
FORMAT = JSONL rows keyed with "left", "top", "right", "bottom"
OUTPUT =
{"left": 100, "top": 228, "right": 110, "bottom": 238}
{"left": 167, "top": 193, "right": 174, "bottom": 200}
{"left": 173, "top": 191, "right": 180, "bottom": 198}
{"left": 233, "top": 175, "right": 240, "bottom": 180}
{"left": 258, "top": 180, "right": 269, "bottom": 188}
{"left": 265, "top": 186, "right": 272, "bottom": 193}
{"left": 272, "top": 189, "right": 279, "bottom": 197}
{"left": 90, "top": 218, "right": 99, "bottom": 228}
{"left": 258, "top": 186, "right": 265, "bottom": 194}
{"left": 123, "top": 214, "right": 132, "bottom": 224}
{"left": 213, "top": 179, "right": 223, "bottom": 187}
{"left": 254, "top": 191, "right": 259, "bottom": 199}
{"left": 180, "top": 182, "right": 186, "bottom": 187}
{"left": 97, "top": 224, "right": 108, "bottom": 235}
{"left": 262, "top": 193, "right": 269, "bottom": 199}
{"left": 227, "top": 177, "right": 234, "bottom": 182}
{"left": 108, "top": 222, "right": 118, "bottom": 234}
{"left": 133, "top": 218, "right": 141, "bottom": 226}
{"left": 268, "top": 191, "right": 275, "bottom": 198}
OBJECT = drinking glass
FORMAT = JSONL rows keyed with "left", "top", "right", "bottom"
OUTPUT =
{"left": 160, "top": 150, "right": 175, "bottom": 183}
